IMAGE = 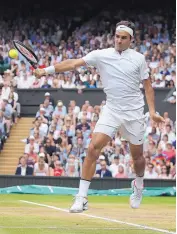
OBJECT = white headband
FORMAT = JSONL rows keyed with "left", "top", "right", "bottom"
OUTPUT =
{"left": 116, "top": 25, "right": 133, "bottom": 37}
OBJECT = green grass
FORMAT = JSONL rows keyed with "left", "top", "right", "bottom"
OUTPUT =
{"left": 0, "top": 195, "right": 176, "bottom": 234}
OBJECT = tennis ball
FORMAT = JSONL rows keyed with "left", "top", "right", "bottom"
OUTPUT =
{"left": 8, "top": 49, "right": 18, "bottom": 59}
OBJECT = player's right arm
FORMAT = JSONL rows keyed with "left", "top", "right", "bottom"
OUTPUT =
{"left": 34, "top": 50, "right": 99, "bottom": 78}
{"left": 34, "top": 58, "right": 86, "bottom": 78}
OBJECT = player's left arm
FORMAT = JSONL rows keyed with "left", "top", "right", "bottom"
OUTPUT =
{"left": 140, "top": 55, "right": 165, "bottom": 124}
{"left": 143, "top": 78, "right": 165, "bottom": 123}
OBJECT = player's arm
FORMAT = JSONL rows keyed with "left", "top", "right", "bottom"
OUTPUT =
{"left": 34, "top": 58, "right": 86, "bottom": 78}
{"left": 143, "top": 78, "right": 165, "bottom": 123}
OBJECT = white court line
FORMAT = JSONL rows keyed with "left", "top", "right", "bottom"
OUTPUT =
{"left": 20, "top": 200, "right": 175, "bottom": 234}
{"left": 0, "top": 226, "right": 147, "bottom": 230}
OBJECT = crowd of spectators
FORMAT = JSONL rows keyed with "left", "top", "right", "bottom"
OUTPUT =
{"left": 0, "top": 83, "right": 21, "bottom": 151}
{"left": 16, "top": 94, "right": 176, "bottom": 179}
{"left": 0, "top": 9, "right": 176, "bottom": 93}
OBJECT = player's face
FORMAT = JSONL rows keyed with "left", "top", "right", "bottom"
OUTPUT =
{"left": 114, "top": 31, "right": 131, "bottom": 52}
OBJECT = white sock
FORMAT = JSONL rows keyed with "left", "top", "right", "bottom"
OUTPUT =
{"left": 78, "top": 179, "right": 91, "bottom": 197}
{"left": 135, "top": 176, "right": 144, "bottom": 188}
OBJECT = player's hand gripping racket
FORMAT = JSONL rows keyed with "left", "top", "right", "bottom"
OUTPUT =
{"left": 13, "top": 40, "right": 38, "bottom": 69}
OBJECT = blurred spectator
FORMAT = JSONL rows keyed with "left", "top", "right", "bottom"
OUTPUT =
{"left": 33, "top": 153, "right": 49, "bottom": 176}
{"left": 50, "top": 160, "right": 65, "bottom": 176}
{"left": 115, "top": 165, "right": 128, "bottom": 178}
{"left": 95, "top": 160, "right": 112, "bottom": 178}
{"left": 15, "top": 156, "right": 33, "bottom": 176}
{"left": 144, "top": 163, "right": 158, "bottom": 179}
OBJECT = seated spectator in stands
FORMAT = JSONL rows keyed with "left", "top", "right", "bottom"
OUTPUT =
{"left": 34, "top": 153, "right": 49, "bottom": 176}
{"left": 78, "top": 104, "right": 88, "bottom": 121}
{"left": 26, "top": 151, "right": 37, "bottom": 167}
{"left": 0, "top": 110, "right": 6, "bottom": 144}
{"left": 1, "top": 81, "right": 10, "bottom": 100}
{"left": 44, "top": 92, "right": 55, "bottom": 106}
{"left": 158, "top": 165, "right": 172, "bottom": 179}
{"left": 49, "top": 160, "right": 65, "bottom": 176}
{"left": 86, "top": 105, "right": 94, "bottom": 121}
{"left": 96, "top": 74, "right": 103, "bottom": 88}
{"left": 163, "top": 124, "right": 176, "bottom": 143}
{"left": 42, "top": 99, "right": 54, "bottom": 119}
{"left": 109, "top": 155, "right": 120, "bottom": 177}
{"left": 49, "top": 152, "right": 60, "bottom": 168}
{"left": 144, "top": 133, "right": 153, "bottom": 151}
{"left": 147, "top": 140, "right": 157, "bottom": 157}
{"left": 41, "top": 77, "right": 51, "bottom": 88}
{"left": 152, "top": 75, "right": 165, "bottom": 88}
{"left": 17, "top": 72, "right": 33, "bottom": 89}
{"left": 25, "top": 135, "right": 39, "bottom": 154}
{"left": 120, "top": 138, "right": 130, "bottom": 155}
{"left": 8, "top": 91, "right": 18, "bottom": 123}
{"left": 91, "top": 105, "right": 100, "bottom": 122}
{"left": 37, "top": 117, "right": 49, "bottom": 138}
{"left": 159, "top": 134, "right": 168, "bottom": 151}
{"left": 33, "top": 130, "right": 42, "bottom": 145}
{"left": 62, "top": 75, "right": 76, "bottom": 88}
{"left": 71, "top": 137, "right": 85, "bottom": 158}
{"left": 95, "top": 160, "right": 112, "bottom": 178}
{"left": 69, "top": 100, "right": 80, "bottom": 117}
{"left": 53, "top": 101, "right": 67, "bottom": 119}
{"left": 57, "top": 136, "right": 70, "bottom": 165}
{"left": 76, "top": 117, "right": 90, "bottom": 131}
{"left": 153, "top": 147, "right": 166, "bottom": 161}
{"left": 115, "top": 164, "right": 128, "bottom": 178}
{"left": 44, "top": 137, "right": 57, "bottom": 157}
{"left": 65, "top": 159, "right": 79, "bottom": 177}
{"left": 89, "top": 79, "right": 96, "bottom": 88}
{"left": 150, "top": 126, "right": 160, "bottom": 143}
{"left": 163, "top": 142, "right": 176, "bottom": 163}
{"left": 1, "top": 98, "right": 13, "bottom": 136}
{"left": 144, "top": 163, "right": 158, "bottom": 179}
{"left": 63, "top": 115, "right": 75, "bottom": 138}
{"left": 35, "top": 107, "right": 49, "bottom": 122}
{"left": 31, "top": 76, "right": 41, "bottom": 88}
{"left": 10, "top": 86, "right": 21, "bottom": 118}
{"left": 15, "top": 156, "right": 33, "bottom": 176}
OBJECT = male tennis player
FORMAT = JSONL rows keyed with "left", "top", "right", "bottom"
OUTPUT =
{"left": 35, "top": 21, "right": 165, "bottom": 212}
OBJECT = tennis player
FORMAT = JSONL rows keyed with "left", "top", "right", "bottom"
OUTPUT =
{"left": 34, "top": 20, "right": 165, "bottom": 212}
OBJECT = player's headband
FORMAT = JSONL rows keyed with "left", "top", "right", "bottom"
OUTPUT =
{"left": 116, "top": 25, "right": 133, "bottom": 37}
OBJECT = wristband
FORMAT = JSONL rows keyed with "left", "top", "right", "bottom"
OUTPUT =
{"left": 44, "top": 66, "right": 55, "bottom": 74}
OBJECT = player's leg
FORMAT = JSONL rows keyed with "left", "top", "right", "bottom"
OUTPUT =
{"left": 121, "top": 119, "right": 145, "bottom": 209}
{"left": 70, "top": 105, "right": 119, "bottom": 213}
{"left": 129, "top": 143, "right": 145, "bottom": 208}
{"left": 81, "top": 132, "right": 111, "bottom": 181}
{"left": 129, "top": 143, "right": 145, "bottom": 178}
{"left": 69, "top": 131, "right": 111, "bottom": 213}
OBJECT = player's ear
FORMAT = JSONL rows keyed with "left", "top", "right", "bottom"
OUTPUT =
{"left": 131, "top": 36, "right": 135, "bottom": 43}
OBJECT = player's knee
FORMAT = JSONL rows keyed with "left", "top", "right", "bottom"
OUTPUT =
{"left": 132, "top": 152, "right": 143, "bottom": 160}
{"left": 88, "top": 141, "right": 102, "bottom": 159}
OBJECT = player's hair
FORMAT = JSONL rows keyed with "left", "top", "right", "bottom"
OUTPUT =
{"left": 116, "top": 21, "right": 135, "bottom": 39}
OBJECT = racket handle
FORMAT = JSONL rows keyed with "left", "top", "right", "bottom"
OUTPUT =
{"left": 31, "top": 63, "right": 38, "bottom": 69}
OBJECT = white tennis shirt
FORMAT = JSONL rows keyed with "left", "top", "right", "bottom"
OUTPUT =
{"left": 83, "top": 48, "right": 149, "bottom": 117}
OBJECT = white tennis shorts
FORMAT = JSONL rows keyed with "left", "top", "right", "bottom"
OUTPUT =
{"left": 93, "top": 105, "right": 145, "bottom": 145}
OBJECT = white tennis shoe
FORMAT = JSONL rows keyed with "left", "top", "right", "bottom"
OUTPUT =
{"left": 130, "top": 179, "right": 143, "bottom": 209}
{"left": 69, "top": 195, "right": 88, "bottom": 213}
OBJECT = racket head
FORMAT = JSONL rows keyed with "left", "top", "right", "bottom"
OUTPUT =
{"left": 13, "top": 40, "right": 38, "bottom": 68}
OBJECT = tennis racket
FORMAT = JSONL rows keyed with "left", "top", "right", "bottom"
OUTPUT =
{"left": 13, "top": 40, "right": 38, "bottom": 69}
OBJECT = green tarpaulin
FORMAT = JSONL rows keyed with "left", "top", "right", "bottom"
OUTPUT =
{"left": 0, "top": 185, "right": 176, "bottom": 196}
